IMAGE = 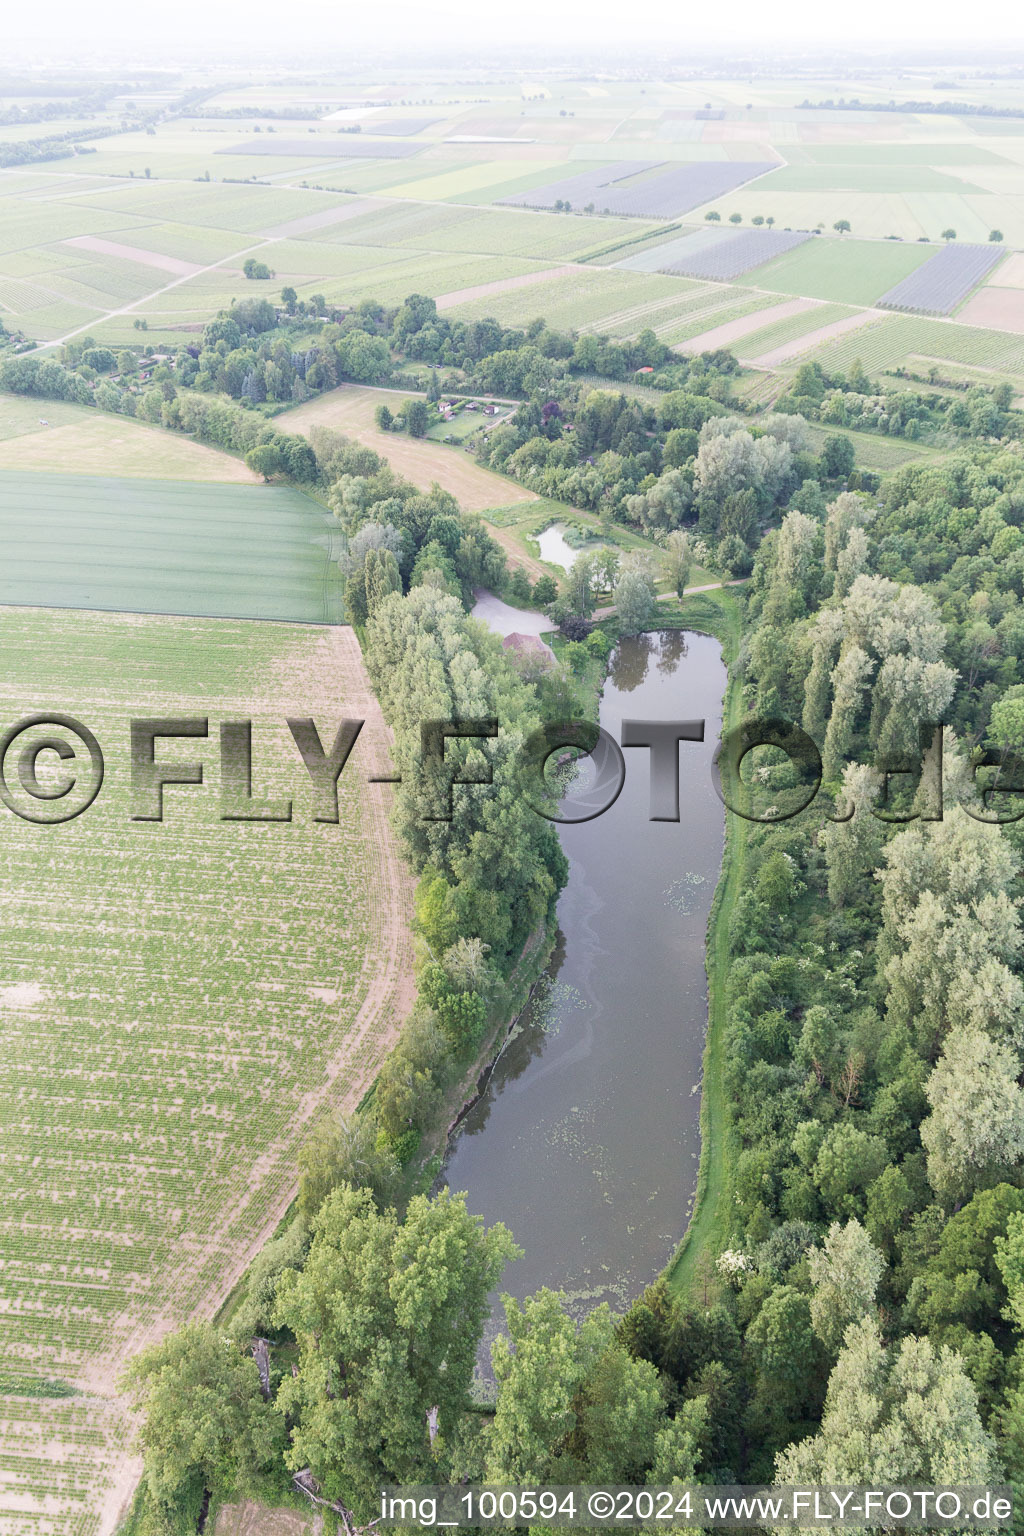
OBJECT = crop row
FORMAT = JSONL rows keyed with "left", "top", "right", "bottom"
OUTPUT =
{"left": 0, "top": 601, "right": 410, "bottom": 1536}
{"left": 0, "top": 604, "right": 402, "bottom": 1396}
{"left": 811, "top": 313, "right": 1024, "bottom": 378}
{"left": 662, "top": 295, "right": 775, "bottom": 346}
{"left": 0, "top": 1395, "right": 122, "bottom": 1536}
{"left": 740, "top": 303, "right": 858, "bottom": 357}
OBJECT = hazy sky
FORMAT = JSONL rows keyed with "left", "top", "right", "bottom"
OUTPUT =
{"left": 6, "top": 0, "right": 1024, "bottom": 61}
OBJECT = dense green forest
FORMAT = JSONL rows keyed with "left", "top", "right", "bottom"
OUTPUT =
{"left": 89, "top": 293, "right": 1024, "bottom": 1531}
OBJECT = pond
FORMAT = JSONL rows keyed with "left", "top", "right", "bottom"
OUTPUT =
{"left": 438, "top": 629, "right": 728, "bottom": 1369}
{"left": 535, "top": 523, "right": 586, "bottom": 571}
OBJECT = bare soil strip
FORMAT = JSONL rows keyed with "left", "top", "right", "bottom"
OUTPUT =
{"left": 958, "top": 285, "right": 1024, "bottom": 334}
{"left": 436, "top": 264, "right": 581, "bottom": 310}
{"left": 260, "top": 197, "right": 385, "bottom": 239}
{"left": 679, "top": 296, "right": 820, "bottom": 354}
{"left": 747, "top": 308, "right": 887, "bottom": 367}
{"left": 986, "top": 252, "right": 1024, "bottom": 289}
{"left": 63, "top": 235, "right": 203, "bottom": 277}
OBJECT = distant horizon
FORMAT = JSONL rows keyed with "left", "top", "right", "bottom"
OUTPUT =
{"left": 6, "top": 0, "right": 1024, "bottom": 69}
{"left": 9, "top": 48, "right": 1024, "bottom": 69}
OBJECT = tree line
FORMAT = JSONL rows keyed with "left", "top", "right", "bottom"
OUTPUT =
{"left": 777, "top": 357, "right": 1019, "bottom": 445}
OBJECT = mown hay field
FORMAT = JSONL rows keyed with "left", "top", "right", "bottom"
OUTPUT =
{"left": 0, "top": 395, "right": 261, "bottom": 484}
{"left": 0, "top": 605, "right": 416, "bottom": 1534}
{"left": 280, "top": 383, "right": 537, "bottom": 512}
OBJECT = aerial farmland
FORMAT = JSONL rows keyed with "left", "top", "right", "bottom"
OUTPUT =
{"left": 4, "top": 41, "right": 1024, "bottom": 1536}
{"left": 5, "top": 70, "right": 1024, "bottom": 380}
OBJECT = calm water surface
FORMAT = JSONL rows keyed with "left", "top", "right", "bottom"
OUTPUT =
{"left": 439, "top": 630, "right": 728, "bottom": 1361}
{"left": 535, "top": 524, "right": 581, "bottom": 570}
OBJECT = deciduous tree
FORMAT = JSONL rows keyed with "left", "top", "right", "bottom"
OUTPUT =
{"left": 276, "top": 1186, "right": 520, "bottom": 1517}
{"left": 776, "top": 1318, "right": 999, "bottom": 1486}
{"left": 809, "top": 1220, "right": 884, "bottom": 1353}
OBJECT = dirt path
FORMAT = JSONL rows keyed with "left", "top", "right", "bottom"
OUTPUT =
{"left": 38, "top": 237, "right": 278, "bottom": 351}
{"left": 592, "top": 577, "right": 747, "bottom": 620}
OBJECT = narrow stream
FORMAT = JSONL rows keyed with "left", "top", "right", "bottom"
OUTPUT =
{"left": 438, "top": 630, "right": 728, "bottom": 1367}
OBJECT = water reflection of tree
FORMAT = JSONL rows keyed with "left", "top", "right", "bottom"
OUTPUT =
{"left": 445, "top": 933, "right": 568, "bottom": 1141}
{"left": 608, "top": 634, "right": 654, "bottom": 692}
{"left": 656, "top": 630, "right": 688, "bottom": 676}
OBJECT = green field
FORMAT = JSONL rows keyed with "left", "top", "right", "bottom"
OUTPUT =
{"left": 0, "top": 393, "right": 263, "bottom": 483}
{"left": 2, "top": 86, "right": 1023, "bottom": 386}
{"left": 0, "top": 471, "right": 345, "bottom": 621}
{"left": 446, "top": 267, "right": 701, "bottom": 333}
{"left": 799, "top": 143, "right": 1015, "bottom": 165}
{"left": 426, "top": 407, "right": 488, "bottom": 441}
{"left": 318, "top": 201, "right": 658, "bottom": 261}
{"left": 0, "top": 604, "right": 413, "bottom": 1533}
{"left": 682, "top": 187, "right": 997, "bottom": 244}
{"left": 753, "top": 237, "right": 936, "bottom": 305}
{"left": 799, "top": 418, "right": 944, "bottom": 470}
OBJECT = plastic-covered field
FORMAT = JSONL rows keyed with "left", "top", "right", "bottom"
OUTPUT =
{"left": 217, "top": 136, "right": 424, "bottom": 158}
{"left": 629, "top": 225, "right": 812, "bottom": 279}
{"left": 365, "top": 116, "right": 443, "bottom": 134}
{"left": 877, "top": 242, "right": 1006, "bottom": 315}
{"left": 498, "top": 159, "right": 775, "bottom": 218}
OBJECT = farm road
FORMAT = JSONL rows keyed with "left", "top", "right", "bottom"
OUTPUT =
{"left": 37, "top": 236, "right": 280, "bottom": 351}
{"left": 593, "top": 577, "right": 748, "bottom": 620}
{"left": 91, "top": 623, "right": 417, "bottom": 1536}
